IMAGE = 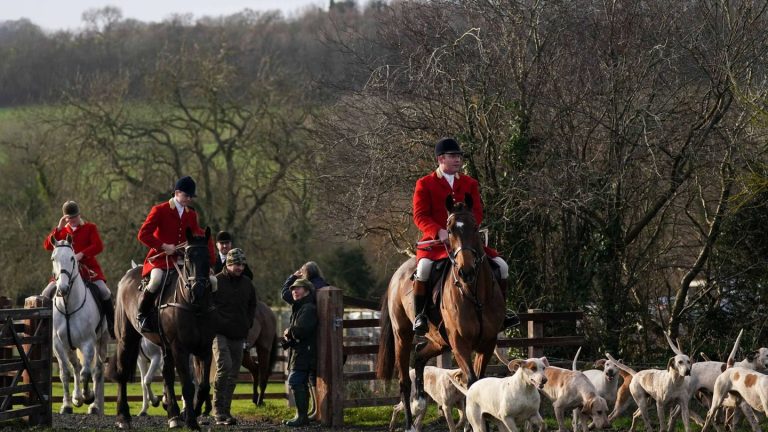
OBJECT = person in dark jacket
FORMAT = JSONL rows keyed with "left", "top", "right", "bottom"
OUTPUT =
{"left": 213, "top": 231, "right": 254, "bottom": 279}
{"left": 211, "top": 248, "right": 257, "bottom": 426}
{"left": 282, "top": 278, "right": 318, "bottom": 427}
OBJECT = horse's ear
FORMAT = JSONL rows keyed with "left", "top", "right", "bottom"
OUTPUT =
{"left": 186, "top": 227, "right": 194, "bottom": 242}
{"left": 445, "top": 194, "right": 455, "bottom": 213}
{"left": 464, "top": 193, "right": 473, "bottom": 211}
{"left": 204, "top": 227, "right": 211, "bottom": 240}
{"left": 65, "top": 234, "right": 72, "bottom": 244}
{"left": 49, "top": 234, "right": 57, "bottom": 247}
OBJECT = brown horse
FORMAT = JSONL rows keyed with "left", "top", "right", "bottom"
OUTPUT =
{"left": 376, "top": 196, "right": 504, "bottom": 431}
{"left": 109, "top": 228, "right": 215, "bottom": 430}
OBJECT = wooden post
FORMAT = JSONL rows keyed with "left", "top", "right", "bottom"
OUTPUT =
{"left": 0, "top": 296, "right": 12, "bottom": 411}
{"left": 527, "top": 308, "right": 544, "bottom": 358}
{"left": 315, "top": 287, "right": 344, "bottom": 427}
{"left": 23, "top": 296, "right": 52, "bottom": 426}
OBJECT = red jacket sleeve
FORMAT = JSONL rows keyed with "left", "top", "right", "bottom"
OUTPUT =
{"left": 79, "top": 224, "right": 104, "bottom": 258}
{"left": 138, "top": 205, "right": 164, "bottom": 250}
{"left": 413, "top": 178, "right": 443, "bottom": 239}
{"left": 43, "top": 227, "right": 67, "bottom": 251}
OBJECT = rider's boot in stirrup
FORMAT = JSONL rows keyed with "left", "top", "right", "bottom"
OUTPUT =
{"left": 499, "top": 278, "right": 520, "bottom": 329}
{"left": 412, "top": 280, "right": 429, "bottom": 336}
{"left": 137, "top": 290, "right": 158, "bottom": 333}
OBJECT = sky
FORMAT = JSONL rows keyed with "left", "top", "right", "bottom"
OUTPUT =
{"left": 3, "top": 0, "right": 327, "bottom": 32}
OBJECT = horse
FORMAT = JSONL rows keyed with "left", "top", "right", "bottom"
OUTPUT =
{"left": 109, "top": 227, "right": 216, "bottom": 430}
{"left": 49, "top": 235, "right": 108, "bottom": 415}
{"left": 203, "top": 300, "right": 278, "bottom": 414}
{"left": 137, "top": 337, "right": 163, "bottom": 416}
{"left": 376, "top": 196, "right": 504, "bottom": 431}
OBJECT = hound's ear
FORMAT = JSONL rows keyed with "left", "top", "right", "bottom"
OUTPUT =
{"left": 721, "top": 363, "right": 727, "bottom": 373}
{"left": 618, "top": 358, "right": 624, "bottom": 364}
{"left": 594, "top": 359, "right": 607, "bottom": 369}
{"left": 508, "top": 359, "right": 523, "bottom": 372}
{"left": 186, "top": 227, "right": 194, "bottom": 242}
{"left": 667, "top": 357, "right": 675, "bottom": 370}
{"left": 581, "top": 399, "right": 593, "bottom": 414}
{"left": 204, "top": 226, "right": 211, "bottom": 240}
{"left": 445, "top": 194, "right": 455, "bottom": 213}
{"left": 540, "top": 356, "right": 550, "bottom": 367}
{"left": 464, "top": 193, "right": 473, "bottom": 210}
{"left": 747, "top": 351, "right": 758, "bottom": 362}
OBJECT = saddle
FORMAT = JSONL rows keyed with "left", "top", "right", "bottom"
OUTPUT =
{"left": 85, "top": 281, "right": 105, "bottom": 333}
{"left": 139, "top": 269, "right": 179, "bottom": 301}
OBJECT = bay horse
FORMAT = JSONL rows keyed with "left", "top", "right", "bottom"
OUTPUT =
{"left": 50, "top": 235, "right": 108, "bottom": 415}
{"left": 109, "top": 227, "right": 215, "bottom": 430}
{"left": 376, "top": 196, "right": 504, "bottom": 431}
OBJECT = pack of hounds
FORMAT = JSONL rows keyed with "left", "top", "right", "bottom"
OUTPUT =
{"left": 390, "top": 329, "right": 768, "bottom": 432}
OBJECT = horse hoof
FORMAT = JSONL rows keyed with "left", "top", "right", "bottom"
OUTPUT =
{"left": 84, "top": 394, "right": 95, "bottom": 405}
{"left": 72, "top": 398, "right": 83, "bottom": 408}
{"left": 60, "top": 406, "right": 73, "bottom": 414}
{"left": 169, "top": 418, "right": 182, "bottom": 429}
{"left": 138, "top": 411, "right": 148, "bottom": 417}
{"left": 87, "top": 406, "right": 100, "bottom": 415}
{"left": 151, "top": 397, "right": 161, "bottom": 407}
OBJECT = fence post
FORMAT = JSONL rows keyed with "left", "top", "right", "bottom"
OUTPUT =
{"left": 315, "top": 287, "right": 344, "bottom": 427}
{"left": 0, "top": 296, "right": 12, "bottom": 411}
{"left": 527, "top": 308, "right": 543, "bottom": 358}
{"left": 23, "top": 296, "right": 52, "bottom": 427}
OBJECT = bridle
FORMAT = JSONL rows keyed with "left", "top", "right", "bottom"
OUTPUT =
{"left": 165, "top": 243, "right": 210, "bottom": 308}
{"left": 52, "top": 241, "right": 88, "bottom": 350}
{"left": 445, "top": 212, "right": 486, "bottom": 285}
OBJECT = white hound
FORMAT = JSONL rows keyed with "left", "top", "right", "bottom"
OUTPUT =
{"left": 701, "top": 367, "right": 768, "bottom": 432}
{"left": 389, "top": 366, "right": 468, "bottom": 432}
{"left": 607, "top": 332, "right": 695, "bottom": 432}
{"left": 137, "top": 337, "right": 164, "bottom": 416}
{"left": 448, "top": 353, "right": 549, "bottom": 432}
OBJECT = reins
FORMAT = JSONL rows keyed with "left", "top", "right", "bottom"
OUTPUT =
{"left": 52, "top": 242, "right": 90, "bottom": 350}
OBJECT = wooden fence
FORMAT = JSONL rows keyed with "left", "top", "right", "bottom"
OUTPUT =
{"left": 0, "top": 296, "right": 52, "bottom": 426}
{"left": 313, "top": 288, "right": 585, "bottom": 427}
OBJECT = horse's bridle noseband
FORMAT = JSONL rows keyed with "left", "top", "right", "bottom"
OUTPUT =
{"left": 53, "top": 243, "right": 80, "bottom": 298}
{"left": 446, "top": 213, "right": 486, "bottom": 284}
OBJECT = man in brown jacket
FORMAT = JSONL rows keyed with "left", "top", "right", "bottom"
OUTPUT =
{"left": 211, "top": 248, "right": 257, "bottom": 425}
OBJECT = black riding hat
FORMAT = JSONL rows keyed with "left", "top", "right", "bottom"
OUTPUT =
{"left": 435, "top": 137, "right": 464, "bottom": 156}
{"left": 175, "top": 176, "right": 197, "bottom": 197}
{"left": 216, "top": 231, "right": 232, "bottom": 243}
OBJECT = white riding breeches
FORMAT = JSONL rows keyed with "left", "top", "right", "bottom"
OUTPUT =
{"left": 415, "top": 256, "right": 508, "bottom": 281}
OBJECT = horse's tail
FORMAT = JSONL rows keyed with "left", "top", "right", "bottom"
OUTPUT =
{"left": 376, "top": 288, "right": 395, "bottom": 380}
{"left": 268, "top": 335, "right": 279, "bottom": 375}
{"left": 108, "top": 275, "right": 142, "bottom": 383}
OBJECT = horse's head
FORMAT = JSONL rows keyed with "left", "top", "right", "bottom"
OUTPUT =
{"left": 49, "top": 234, "right": 78, "bottom": 297}
{"left": 445, "top": 194, "right": 484, "bottom": 284}
{"left": 182, "top": 226, "right": 211, "bottom": 303}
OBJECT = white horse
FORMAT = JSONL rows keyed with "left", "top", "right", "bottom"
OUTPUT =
{"left": 50, "top": 235, "right": 108, "bottom": 415}
{"left": 137, "top": 337, "right": 164, "bottom": 416}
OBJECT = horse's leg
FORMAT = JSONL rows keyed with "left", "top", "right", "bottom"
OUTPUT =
{"left": 413, "top": 340, "right": 446, "bottom": 425}
{"left": 53, "top": 340, "right": 74, "bottom": 414}
{"left": 242, "top": 348, "right": 260, "bottom": 406}
{"left": 394, "top": 329, "right": 416, "bottom": 432}
{"left": 162, "top": 348, "right": 182, "bottom": 428}
{"left": 176, "top": 348, "right": 200, "bottom": 430}
{"left": 473, "top": 342, "right": 496, "bottom": 380}
{"left": 451, "top": 337, "right": 478, "bottom": 387}
{"left": 79, "top": 341, "right": 96, "bottom": 406}
{"left": 257, "top": 343, "right": 273, "bottom": 407}
{"left": 192, "top": 352, "right": 212, "bottom": 419}
{"left": 88, "top": 334, "right": 106, "bottom": 415}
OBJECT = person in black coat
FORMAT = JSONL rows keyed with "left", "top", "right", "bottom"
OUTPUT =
{"left": 214, "top": 231, "right": 253, "bottom": 279}
{"left": 281, "top": 278, "right": 318, "bottom": 427}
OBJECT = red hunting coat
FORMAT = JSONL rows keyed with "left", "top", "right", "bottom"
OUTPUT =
{"left": 414, "top": 169, "right": 499, "bottom": 262}
{"left": 43, "top": 221, "right": 107, "bottom": 282}
{"left": 138, "top": 199, "right": 215, "bottom": 277}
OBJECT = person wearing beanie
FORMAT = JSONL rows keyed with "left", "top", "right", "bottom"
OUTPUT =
{"left": 210, "top": 248, "right": 256, "bottom": 426}
{"left": 42, "top": 200, "right": 116, "bottom": 338}
{"left": 411, "top": 137, "right": 519, "bottom": 336}
{"left": 213, "top": 231, "right": 253, "bottom": 279}
{"left": 136, "top": 175, "right": 216, "bottom": 333}
{"left": 281, "top": 277, "right": 317, "bottom": 427}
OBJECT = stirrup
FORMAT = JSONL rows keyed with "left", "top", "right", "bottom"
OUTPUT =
{"left": 413, "top": 314, "right": 428, "bottom": 336}
{"left": 503, "top": 312, "right": 520, "bottom": 329}
{"left": 138, "top": 313, "right": 157, "bottom": 333}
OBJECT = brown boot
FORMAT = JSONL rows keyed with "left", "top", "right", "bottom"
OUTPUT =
{"left": 412, "top": 279, "right": 428, "bottom": 336}
{"left": 499, "top": 279, "right": 520, "bottom": 329}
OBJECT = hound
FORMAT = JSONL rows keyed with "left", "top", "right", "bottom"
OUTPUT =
{"left": 573, "top": 347, "right": 622, "bottom": 409}
{"left": 539, "top": 359, "right": 611, "bottom": 432}
{"left": 607, "top": 332, "right": 695, "bottom": 432}
{"left": 608, "top": 368, "right": 634, "bottom": 422}
{"left": 448, "top": 355, "right": 549, "bottom": 432}
{"left": 389, "top": 366, "right": 468, "bottom": 432}
{"left": 701, "top": 367, "right": 768, "bottom": 432}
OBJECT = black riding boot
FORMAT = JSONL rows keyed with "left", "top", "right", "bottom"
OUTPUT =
{"left": 499, "top": 279, "right": 520, "bottom": 329}
{"left": 101, "top": 298, "right": 116, "bottom": 339}
{"left": 284, "top": 387, "right": 309, "bottom": 427}
{"left": 137, "top": 290, "right": 158, "bottom": 333}
{"left": 412, "top": 280, "right": 429, "bottom": 336}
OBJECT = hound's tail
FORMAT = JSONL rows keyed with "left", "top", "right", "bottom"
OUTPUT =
{"left": 727, "top": 329, "right": 744, "bottom": 368}
{"left": 606, "top": 353, "right": 637, "bottom": 376}
{"left": 573, "top": 346, "right": 582, "bottom": 371}
{"left": 446, "top": 369, "right": 469, "bottom": 397}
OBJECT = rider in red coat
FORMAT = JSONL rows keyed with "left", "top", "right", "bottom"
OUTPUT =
{"left": 42, "top": 200, "right": 115, "bottom": 338}
{"left": 136, "top": 175, "right": 215, "bottom": 332}
{"left": 412, "top": 137, "right": 518, "bottom": 335}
